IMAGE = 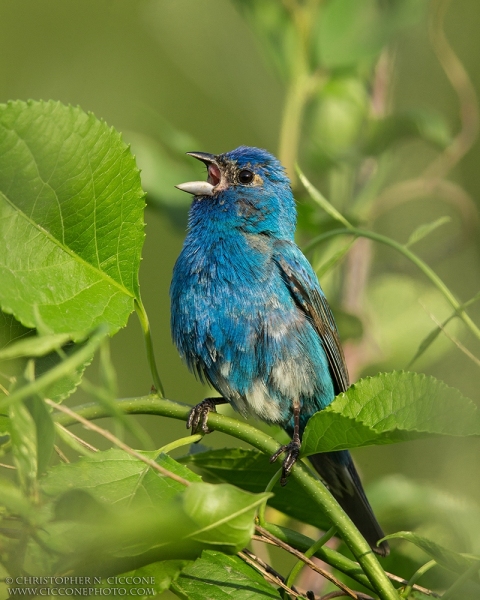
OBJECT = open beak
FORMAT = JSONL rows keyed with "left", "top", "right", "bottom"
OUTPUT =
{"left": 175, "top": 152, "right": 221, "bottom": 197}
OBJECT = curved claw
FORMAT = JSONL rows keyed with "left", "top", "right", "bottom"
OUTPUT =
{"left": 270, "top": 440, "right": 301, "bottom": 486}
{"left": 186, "top": 398, "right": 219, "bottom": 434}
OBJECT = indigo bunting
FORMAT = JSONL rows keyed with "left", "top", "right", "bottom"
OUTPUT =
{"left": 170, "top": 146, "right": 389, "bottom": 556}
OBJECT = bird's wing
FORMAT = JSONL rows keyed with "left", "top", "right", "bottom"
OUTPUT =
{"left": 273, "top": 240, "right": 349, "bottom": 394}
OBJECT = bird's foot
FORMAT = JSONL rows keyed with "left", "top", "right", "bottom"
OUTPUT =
{"left": 187, "top": 397, "right": 224, "bottom": 435}
{"left": 270, "top": 439, "right": 301, "bottom": 486}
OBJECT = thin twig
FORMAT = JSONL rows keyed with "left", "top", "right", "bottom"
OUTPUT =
{"left": 239, "top": 550, "right": 304, "bottom": 598}
{"left": 54, "top": 445, "right": 70, "bottom": 463}
{"left": 420, "top": 302, "right": 480, "bottom": 368}
{"left": 320, "top": 593, "right": 373, "bottom": 600}
{"left": 242, "top": 548, "right": 291, "bottom": 586}
{"left": 253, "top": 534, "right": 440, "bottom": 598}
{"left": 0, "top": 462, "right": 15, "bottom": 470}
{"left": 384, "top": 572, "right": 441, "bottom": 598}
{"left": 45, "top": 400, "right": 191, "bottom": 487}
{"left": 56, "top": 422, "right": 100, "bottom": 452}
{"left": 255, "top": 526, "right": 358, "bottom": 599}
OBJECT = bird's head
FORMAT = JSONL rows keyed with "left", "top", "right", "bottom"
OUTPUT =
{"left": 176, "top": 146, "right": 296, "bottom": 239}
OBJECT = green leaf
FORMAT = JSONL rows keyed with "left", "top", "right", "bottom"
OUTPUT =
{"left": 0, "top": 100, "right": 145, "bottom": 336}
{"left": 0, "top": 310, "right": 95, "bottom": 402}
{"left": 172, "top": 550, "right": 281, "bottom": 599}
{"left": 9, "top": 399, "right": 37, "bottom": 494}
{"left": 182, "top": 448, "right": 331, "bottom": 532}
{"left": 41, "top": 448, "right": 201, "bottom": 507}
{"left": 123, "top": 560, "right": 192, "bottom": 595}
{"left": 26, "top": 396, "right": 55, "bottom": 476}
{"left": 37, "top": 450, "right": 269, "bottom": 576}
{"left": 302, "top": 372, "right": 480, "bottom": 454}
{"left": 383, "top": 531, "right": 480, "bottom": 577}
{"left": 35, "top": 482, "right": 268, "bottom": 577}
{"left": 406, "top": 217, "right": 451, "bottom": 248}
{"left": 0, "top": 332, "right": 76, "bottom": 360}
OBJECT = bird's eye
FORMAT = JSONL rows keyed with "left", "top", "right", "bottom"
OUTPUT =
{"left": 238, "top": 169, "right": 254, "bottom": 184}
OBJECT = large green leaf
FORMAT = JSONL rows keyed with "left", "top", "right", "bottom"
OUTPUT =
{"left": 41, "top": 448, "right": 201, "bottom": 507}
{"left": 0, "top": 100, "right": 145, "bottom": 336}
{"left": 302, "top": 372, "right": 480, "bottom": 454}
{"left": 32, "top": 450, "right": 269, "bottom": 576}
{"left": 33, "top": 482, "right": 268, "bottom": 577}
{"left": 182, "top": 448, "right": 331, "bottom": 531}
{"left": 171, "top": 550, "right": 281, "bottom": 599}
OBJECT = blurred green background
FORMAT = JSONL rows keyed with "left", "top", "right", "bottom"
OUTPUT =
{"left": 1, "top": 0, "right": 480, "bottom": 582}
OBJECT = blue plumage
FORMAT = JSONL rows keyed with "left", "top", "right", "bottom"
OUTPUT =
{"left": 170, "top": 146, "right": 388, "bottom": 556}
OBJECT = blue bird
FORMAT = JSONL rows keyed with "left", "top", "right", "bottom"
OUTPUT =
{"left": 170, "top": 146, "right": 389, "bottom": 556}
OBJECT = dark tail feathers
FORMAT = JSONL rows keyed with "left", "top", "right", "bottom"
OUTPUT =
{"left": 308, "top": 450, "right": 389, "bottom": 556}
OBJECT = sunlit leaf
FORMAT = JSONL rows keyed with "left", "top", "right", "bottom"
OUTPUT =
{"left": 41, "top": 448, "right": 200, "bottom": 507}
{"left": 0, "top": 100, "right": 145, "bottom": 336}
{"left": 302, "top": 371, "right": 480, "bottom": 454}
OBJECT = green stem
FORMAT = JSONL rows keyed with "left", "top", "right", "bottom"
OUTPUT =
{"left": 278, "top": 5, "right": 322, "bottom": 182}
{"left": 134, "top": 300, "right": 165, "bottom": 397}
{"left": 297, "top": 166, "right": 354, "bottom": 231}
{"left": 257, "top": 468, "right": 282, "bottom": 527}
{"left": 304, "top": 228, "right": 480, "bottom": 341}
{"left": 441, "top": 561, "right": 480, "bottom": 600}
{"left": 0, "top": 326, "right": 108, "bottom": 414}
{"left": 157, "top": 434, "right": 202, "bottom": 455}
{"left": 56, "top": 396, "right": 400, "bottom": 600}
{"left": 400, "top": 560, "right": 436, "bottom": 598}
{"left": 285, "top": 526, "right": 337, "bottom": 590}
{"left": 278, "top": 71, "right": 310, "bottom": 183}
